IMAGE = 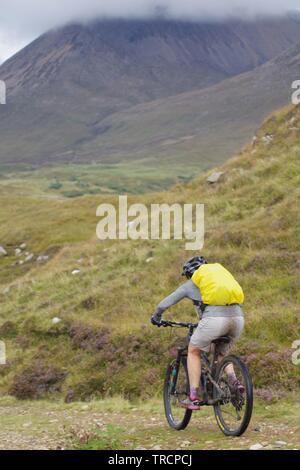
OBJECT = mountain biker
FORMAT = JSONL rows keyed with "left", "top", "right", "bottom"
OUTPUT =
{"left": 151, "top": 256, "right": 245, "bottom": 411}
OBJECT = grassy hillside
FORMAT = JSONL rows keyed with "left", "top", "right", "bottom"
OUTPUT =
{"left": 0, "top": 103, "right": 299, "bottom": 401}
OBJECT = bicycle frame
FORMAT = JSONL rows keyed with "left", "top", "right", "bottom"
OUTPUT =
{"left": 164, "top": 320, "right": 224, "bottom": 406}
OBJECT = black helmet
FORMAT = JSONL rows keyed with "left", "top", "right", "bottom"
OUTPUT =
{"left": 182, "top": 256, "right": 207, "bottom": 278}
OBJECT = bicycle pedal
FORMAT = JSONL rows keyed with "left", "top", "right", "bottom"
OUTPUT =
{"left": 196, "top": 400, "right": 206, "bottom": 406}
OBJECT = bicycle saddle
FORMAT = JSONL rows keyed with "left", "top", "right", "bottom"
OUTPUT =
{"left": 212, "top": 336, "right": 231, "bottom": 344}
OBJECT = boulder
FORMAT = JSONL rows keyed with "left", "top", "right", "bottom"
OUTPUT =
{"left": 250, "top": 443, "right": 264, "bottom": 450}
{"left": 207, "top": 172, "right": 224, "bottom": 184}
{"left": 0, "top": 246, "right": 7, "bottom": 257}
{"left": 72, "top": 269, "right": 81, "bottom": 275}
{"left": 262, "top": 134, "right": 274, "bottom": 144}
{"left": 20, "top": 243, "right": 27, "bottom": 250}
{"left": 273, "top": 441, "right": 287, "bottom": 448}
{"left": 37, "top": 255, "right": 49, "bottom": 263}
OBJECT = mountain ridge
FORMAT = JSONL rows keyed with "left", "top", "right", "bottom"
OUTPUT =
{"left": 1, "top": 16, "right": 300, "bottom": 166}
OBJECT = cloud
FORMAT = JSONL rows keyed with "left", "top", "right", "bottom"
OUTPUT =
{"left": 0, "top": 0, "right": 300, "bottom": 62}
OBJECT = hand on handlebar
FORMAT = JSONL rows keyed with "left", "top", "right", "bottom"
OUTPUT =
{"left": 151, "top": 314, "right": 163, "bottom": 327}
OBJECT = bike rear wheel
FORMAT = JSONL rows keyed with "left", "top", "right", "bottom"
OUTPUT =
{"left": 213, "top": 355, "right": 253, "bottom": 436}
{"left": 164, "top": 357, "right": 192, "bottom": 430}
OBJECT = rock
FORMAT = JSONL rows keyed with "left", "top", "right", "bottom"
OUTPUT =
{"left": 15, "top": 248, "right": 22, "bottom": 256}
{"left": 0, "top": 246, "right": 8, "bottom": 257}
{"left": 254, "top": 426, "right": 262, "bottom": 432}
{"left": 152, "top": 445, "right": 161, "bottom": 450}
{"left": 146, "top": 257, "right": 154, "bottom": 263}
{"left": 52, "top": 317, "right": 62, "bottom": 325}
{"left": 18, "top": 260, "right": 24, "bottom": 265}
{"left": 3, "top": 286, "right": 10, "bottom": 295}
{"left": 273, "top": 441, "right": 287, "bottom": 448}
{"left": 25, "top": 254, "right": 34, "bottom": 263}
{"left": 250, "top": 443, "right": 264, "bottom": 450}
{"left": 20, "top": 243, "right": 27, "bottom": 250}
{"left": 22, "top": 422, "right": 32, "bottom": 428}
{"left": 72, "top": 269, "right": 81, "bottom": 275}
{"left": 262, "top": 134, "right": 273, "bottom": 144}
{"left": 180, "top": 440, "right": 191, "bottom": 447}
{"left": 37, "top": 255, "right": 49, "bottom": 263}
{"left": 207, "top": 172, "right": 224, "bottom": 184}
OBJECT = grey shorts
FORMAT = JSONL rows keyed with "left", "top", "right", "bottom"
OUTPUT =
{"left": 190, "top": 316, "right": 245, "bottom": 354}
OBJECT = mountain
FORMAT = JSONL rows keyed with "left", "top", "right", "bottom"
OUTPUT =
{"left": 80, "top": 39, "right": 300, "bottom": 168}
{"left": 1, "top": 17, "right": 300, "bottom": 165}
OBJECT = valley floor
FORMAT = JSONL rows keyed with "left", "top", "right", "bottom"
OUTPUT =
{"left": 0, "top": 396, "right": 299, "bottom": 451}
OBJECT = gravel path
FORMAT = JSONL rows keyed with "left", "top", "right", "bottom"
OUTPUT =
{"left": 0, "top": 397, "right": 299, "bottom": 450}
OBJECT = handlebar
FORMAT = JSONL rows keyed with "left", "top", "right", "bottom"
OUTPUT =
{"left": 160, "top": 320, "right": 198, "bottom": 329}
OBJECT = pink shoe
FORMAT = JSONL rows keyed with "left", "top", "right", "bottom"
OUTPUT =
{"left": 231, "top": 379, "right": 245, "bottom": 394}
{"left": 180, "top": 397, "right": 201, "bottom": 410}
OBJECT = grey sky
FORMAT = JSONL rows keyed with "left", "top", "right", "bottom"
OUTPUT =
{"left": 0, "top": 0, "right": 300, "bottom": 63}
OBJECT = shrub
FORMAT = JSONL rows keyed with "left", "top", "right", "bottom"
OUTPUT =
{"left": 10, "top": 361, "right": 67, "bottom": 399}
{"left": 68, "top": 323, "right": 110, "bottom": 352}
{"left": 49, "top": 182, "right": 63, "bottom": 190}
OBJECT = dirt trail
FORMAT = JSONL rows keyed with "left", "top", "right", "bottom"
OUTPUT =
{"left": 0, "top": 396, "right": 299, "bottom": 450}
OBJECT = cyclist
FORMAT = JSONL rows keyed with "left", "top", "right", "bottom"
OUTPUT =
{"left": 151, "top": 256, "right": 245, "bottom": 410}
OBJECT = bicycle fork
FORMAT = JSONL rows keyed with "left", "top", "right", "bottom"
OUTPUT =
{"left": 170, "top": 348, "right": 186, "bottom": 395}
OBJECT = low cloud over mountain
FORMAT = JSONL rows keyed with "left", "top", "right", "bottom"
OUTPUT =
{"left": 1, "top": 0, "right": 300, "bottom": 61}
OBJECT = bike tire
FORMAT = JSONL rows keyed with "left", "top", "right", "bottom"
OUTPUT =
{"left": 213, "top": 355, "right": 253, "bottom": 437}
{"left": 163, "top": 357, "right": 192, "bottom": 431}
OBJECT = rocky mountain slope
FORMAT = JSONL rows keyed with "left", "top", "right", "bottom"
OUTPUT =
{"left": 1, "top": 16, "right": 300, "bottom": 165}
{"left": 80, "top": 39, "right": 300, "bottom": 167}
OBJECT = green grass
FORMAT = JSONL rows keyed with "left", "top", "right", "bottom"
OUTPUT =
{"left": 77, "top": 424, "right": 126, "bottom": 450}
{"left": 0, "top": 104, "right": 299, "bottom": 401}
{"left": 0, "top": 160, "right": 199, "bottom": 198}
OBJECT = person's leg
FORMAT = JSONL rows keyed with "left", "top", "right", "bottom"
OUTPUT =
{"left": 217, "top": 352, "right": 236, "bottom": 377}
{"left": 181, "top": 318, "right": 216, "bottom": 410}
{"left": 180, "top": 345, "right": 203, "bottom": 410}
{"left": 217, "top": 317, "right": 245, "bottom": 392}
{"left": 187, "top": 345, "right": 202, "bottom": 399}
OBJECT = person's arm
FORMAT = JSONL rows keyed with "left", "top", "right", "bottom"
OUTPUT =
{"left": 151, "top": 282, "right": 191, "bottom": 325}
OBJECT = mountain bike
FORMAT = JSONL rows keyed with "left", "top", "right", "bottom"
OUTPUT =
{"left": 162, "top": 320, "right": 253, "bottom": 436}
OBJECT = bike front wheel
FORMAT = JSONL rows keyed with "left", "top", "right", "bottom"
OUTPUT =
{"left": 163, "top": 357, "right": 192, "bottom": 430}
{"left": 213, "top": 355, "right": 253, "bottom": 437}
